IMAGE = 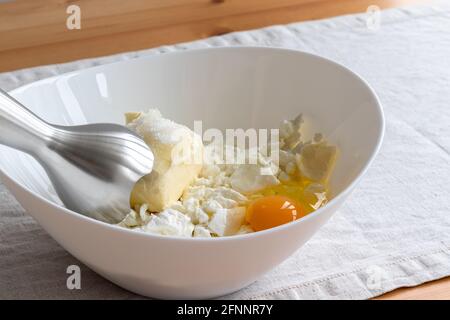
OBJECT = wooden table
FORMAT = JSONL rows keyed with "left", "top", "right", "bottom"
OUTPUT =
{"left": 0, "top": 0, "right": 446, "bottom": 300}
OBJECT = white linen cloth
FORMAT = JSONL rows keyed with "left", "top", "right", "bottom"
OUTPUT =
{"left": 1, "top": 3, "right": 449, "bottom": 299}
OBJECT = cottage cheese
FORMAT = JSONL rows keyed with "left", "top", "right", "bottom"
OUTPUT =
{"left": 119, "top": 109, "right": 336, "bottom": 238}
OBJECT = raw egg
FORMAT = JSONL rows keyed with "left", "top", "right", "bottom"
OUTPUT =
{"left": 246, "top": 195, "right": 305, "bottom": 231}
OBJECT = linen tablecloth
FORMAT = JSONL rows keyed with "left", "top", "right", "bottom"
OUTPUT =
{"left": 1, "top": 3, "right": 449, "bottom": 299}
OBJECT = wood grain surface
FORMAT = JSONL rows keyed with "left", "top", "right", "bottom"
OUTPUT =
{"left": 0, "top": 0, "right": 446, "bottom": 300}
{"left": 0, "top": 0, "right": 433, "bottom": 71}
{"left": 375, "top": 277, "right": 450, "bottom": 300}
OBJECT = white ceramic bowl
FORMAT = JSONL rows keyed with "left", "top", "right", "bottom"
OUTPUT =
{"left": 0, "top": 47, "right": 384, "bottom": 299}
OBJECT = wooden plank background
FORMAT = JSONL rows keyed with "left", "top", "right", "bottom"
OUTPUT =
{"left": 0, "top": 0, "right": 447, "bottom": 300}
{"left": 0, "top": 0, "right": 432, "bottom": 71}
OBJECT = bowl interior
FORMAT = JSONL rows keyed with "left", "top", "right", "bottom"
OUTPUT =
{"left": 0, "top": 47, "right": 383, "bottom": 207}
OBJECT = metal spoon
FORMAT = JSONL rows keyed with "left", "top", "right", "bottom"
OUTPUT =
{"left": 0, "top": 89, "right": 154, "bottom": 223}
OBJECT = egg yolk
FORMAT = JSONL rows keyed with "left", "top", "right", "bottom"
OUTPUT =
{"left": 246, "top": 195, "right": 305, "bottom": 232}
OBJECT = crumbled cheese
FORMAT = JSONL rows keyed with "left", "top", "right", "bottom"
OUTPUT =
{"left": 193, "top": 225, "right": 212, "bottom": 238}
{"left": 296, "top": 142, "right": 337, "bottom": 183}
{"left": 208, "top": 207, "right": 246, "bottom": 236}
{"left": 118, "top": 204, "right": 151, "bottom": 228}
{"left": 230, "top": 165, "right": 279, "bottom": 194}
{"left": 118, "top": 210, "right": 140, "bottom": 228}
{"left": 140, "top": 208, "right": 194, "bottom": 237}
{"left": 237, "top": 224, "right": 254, "bottom": 235}
{"left": 285, "top": 161, "right": 297, "bottom": 175}
{"left": 120, "top": 109, "right": 335, "bottom": 238}
{"left": 281, "top": 114, "right": 303, "bottom": 150}
{"left": 202, "top": 198, "right": 223, "bottom": 214}
{"left": 278, "top": 171, "right": 291, "bottom": 182}
{"left": 279, "top": 149, "right": 296, "bottom": 167}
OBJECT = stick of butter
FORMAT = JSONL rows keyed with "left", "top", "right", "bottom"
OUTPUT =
{"left": 126, "top": 109, "right": 203, "bottom": 212}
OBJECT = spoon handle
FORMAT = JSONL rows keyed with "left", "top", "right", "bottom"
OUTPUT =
{"left": 0, "top": 89, "right": 54, "bottom": 155}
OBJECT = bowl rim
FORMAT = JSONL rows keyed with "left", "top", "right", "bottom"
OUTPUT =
{"left": 2, "top": 46, "right": 385, "bottom": 243}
